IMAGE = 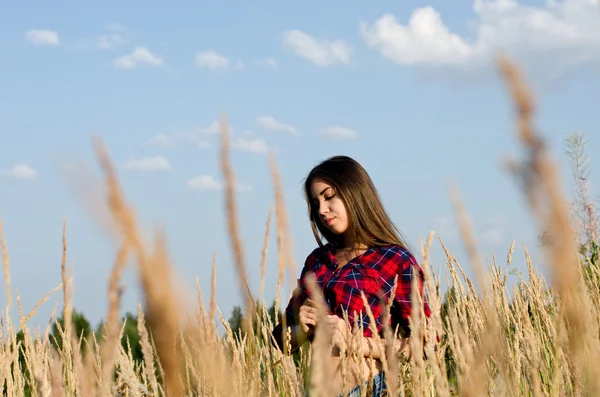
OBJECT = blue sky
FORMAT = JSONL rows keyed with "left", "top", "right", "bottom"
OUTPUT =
{"left": 1, "top": 0, "right": 599, "bottom": 332}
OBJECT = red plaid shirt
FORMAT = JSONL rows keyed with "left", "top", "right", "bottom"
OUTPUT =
{"left": 282, "top": 244, "right": 431, "bottom": 338}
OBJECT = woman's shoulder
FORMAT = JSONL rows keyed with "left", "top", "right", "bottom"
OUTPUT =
{"left": 301, "top": 243, "right": 330, "bottom": 270}
{"left": 308, "top": 243, "right": 329, "bottom": 255}
{"left": 371, "top": 243, "right": 419, "bottom": 267}
{"left": 366, "top": 244, "right": 425, "bottom": 284}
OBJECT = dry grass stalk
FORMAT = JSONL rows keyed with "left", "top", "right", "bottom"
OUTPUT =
{"left": 260, "top": 206, "right": 273, "bottom": 300}
{"left": 31, "top": 339, "right": 52, "bottom": 397}
{"left": 19, "top": 282, "right": 64, "bottom": 332}
{"left": 499, "top": 55, "right": 600, "bottom": 395}
{"left": 59, "top": 217, "right": 77, "bottom": 394}
{"left": 137, "top": 304, "right": 159, "bottom": 395}
{"left": 269, "top": 153, "right": 286, "bottom": 327}
{"left": 94, "top": 134, "right": 242, "bottom": 397}
{"left": 143, "top": 228, "right": 184, "bottom": 397}
{"left": 93, "top": 137, "right": 183, "bottom": 397}
{"left": 304, "top": 273, "right": 336, "bottom": 397}
{"left": 269, "top": 152, "right": 298, "bottom": 316}
{"left": 99, "top": 240, "right": 130, "bottom": 393}
{"left": 564, "top": 133, "right": 599, "bottom": 251}
{"left": 0, "top": 216, "right": 11, "bottom": 310}
{"left": 71, "top": 331, "right": 92, "bottom": 397}
{"left": 449, "top": 186, "right": 488, "bottom": 304}
{"left": 449, "top": 186, "right": 510, "bottom": 396}
{"left": 210, "top": 250, "right": 217, "bottom": 326}
{"left": 61, "top": 219, "right": 70, "bottom": 334}
{"left": 219, "top": 115, "right": 255, "bottom": 334}
{"left": 269, "top": 152, "right": 304, "bottom": 362}
{"left": 418, "top": 232, "right": 450, "bottom": 396}
{"left": 16, "top": 290, "right": 38, "bottom": 395}
{"left": 408, "top": 263, "right": 426, "bottom": 396}
{"left": 49, "top": 349, "right": 66, "bottom": 397}
{"left": 377, "top": 275, "right": 399, "bottom": 397}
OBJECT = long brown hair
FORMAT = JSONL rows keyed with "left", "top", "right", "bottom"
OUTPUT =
{"left": 303, "top": 155, "right": 412, "bottom": 253}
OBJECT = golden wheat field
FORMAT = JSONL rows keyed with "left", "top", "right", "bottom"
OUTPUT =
{"left": 1, "top": 57, "right": 600, "bottom": 397}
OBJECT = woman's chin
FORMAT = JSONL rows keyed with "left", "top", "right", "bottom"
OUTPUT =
{"left": 326, "top": 224, "right": 346, "bottom": 235}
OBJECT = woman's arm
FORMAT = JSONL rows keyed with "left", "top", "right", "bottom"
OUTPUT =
{"left": 328, "top": 315, "right": 410, "bottom": 359}
{"left": 271, "top": 322, "right": 311, "bottom": 353}
{"left": 271, "top": 286, "right": 317, "bottom": 354}
{"left": 329, "top": 334, "right": 410, "bottom": 360}
{"left": 271, "top": 252, "right": 320, "bottom": 354}
{"left": 359, "top": 336, "right": 409, "bottom": 359}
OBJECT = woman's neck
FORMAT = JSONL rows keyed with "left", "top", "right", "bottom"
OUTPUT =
{"left": 340, "top": 236, "right": 368, "bottom": 251}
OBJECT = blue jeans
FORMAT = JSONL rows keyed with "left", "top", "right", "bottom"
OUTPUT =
{"left": 341, "top": 371, "right": 386, "bottom": 397}
{"left": 305, "top": 371, "right": 387, "bottom": 397}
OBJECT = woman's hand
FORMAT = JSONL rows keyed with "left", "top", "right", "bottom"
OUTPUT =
{"left": 327, "top": 315, "right": 349, "bottom": 336}
{"left": 298, "top": 298, "right": 318, "bottom": 334}
{"left": 327, "top": 315, "right": 350, "bottom": 355}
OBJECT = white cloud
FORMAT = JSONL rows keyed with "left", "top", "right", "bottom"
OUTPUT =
{"left": 0, "top": 164, "right": 38, "bottom": 180}
{"left": 145, "top": 133, "right": 172, "bottom": 147}
{"left": 195, "top": 51, "right": 236, "bottom": 70}
{"left": 25, "top": 30, "right": 59, "bottom": 46}
{"left": 124, "top": 156, "right": 173, "bottom": 171}
{"left": 361, "top": 9, "right": 473, "bottom": 66}
{"left": 432, "top": 215, "right": 459, "bottom": 242}
{"left": 265, "top": 57, "right": 279, "bottom": 68}
{"left": 233, "top": 133, "right": 270, "bottom": 154}
{"left": 234, "top": 182, "right": 253, "bottom": 192}
{"left": 98, "top": 32, "right": 126, "bottom": 50}
{"left": 178, "top": 120, "right": 225, "bottom": 138}
{"left": 360, "top": 0, "right": 600, "bottom": 78}
{"left": 114, "top": 47, "right": 163, "bottom": 69}
{"left": 187, "top": 175, "right": 252, "bottom": 192}
{"left": 256, "top": 57, "right": 279, "bottom": 68}
{"left": 281, "top": 30, "right": 352, "bottom": 66}
{"left": 256, "top": 116, "right": 297, "bottom": 135}
{"left": 202, "top": 120, "right": 222, "bottom": 134}
{"left": 187, "top": 175, "right": 221, "bottom": 190}
{"left": 173, "top": 132, "right": 213, "bottom": 147}
{"left": 432, "top": 213, "right": 508, "bottom": 246}
{"left": 71, "top": 25, "right": 128, "bottom": 51}
{"left": 481, "top": 228, "right": 504, "bottom": 246}
{"left": 233, "top": 60, "right": 246, "bottom": 70}
{"left": 194, "top": 140, "right": 212, "bottom": 148}
{"left": 481, "top": 215, "right": 507, "bottom": 246}
{"left": 146, "top": 121, "right": 226, "bottom": 149}
{"left": 319, "top": 126, "right": 359, "bottom": 140}
{"left": 173, "top": 122, "right": 221, "bottom": 144}
{"left": 107, "top": 24, "right": 126, "bottom": 32}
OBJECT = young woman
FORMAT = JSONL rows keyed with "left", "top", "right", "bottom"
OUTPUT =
{"left": 272, "top": 155, "right": 431, "bottom": 396}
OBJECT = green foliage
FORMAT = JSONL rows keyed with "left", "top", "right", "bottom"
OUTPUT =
{"left": 6, "top": 309, "right": 147, "bottom": 395}
{"left": 49, "top": 309, "right": 93, "bottom": 353}
{"left": 14, "top": 330, "right": 33, "bottom": 397}
{"left": 95, "top": 312, "right": 145, "bottom": 365}
{"left": 563, "top": 132, "right": 600, "bottom": 270}
{"left": 228, "top": 305, "right": 243, "bottom": 338}
{"left": 439, "top": 287, "right": 459, "bottom": 390}
{"left": 228, "top": 300, "right": 282, "bottom": 341}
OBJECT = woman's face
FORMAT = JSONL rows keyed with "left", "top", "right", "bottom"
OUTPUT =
{"left": 309, "top": 178, "right": 349, "bottom": 235}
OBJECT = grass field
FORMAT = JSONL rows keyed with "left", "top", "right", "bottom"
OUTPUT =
{"left": 1, "top": 58, "right": 600, "bottom": 397}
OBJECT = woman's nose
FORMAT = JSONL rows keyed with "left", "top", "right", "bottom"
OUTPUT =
{"left": 319, "top": 202, "right": 328, "bottom": 215}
